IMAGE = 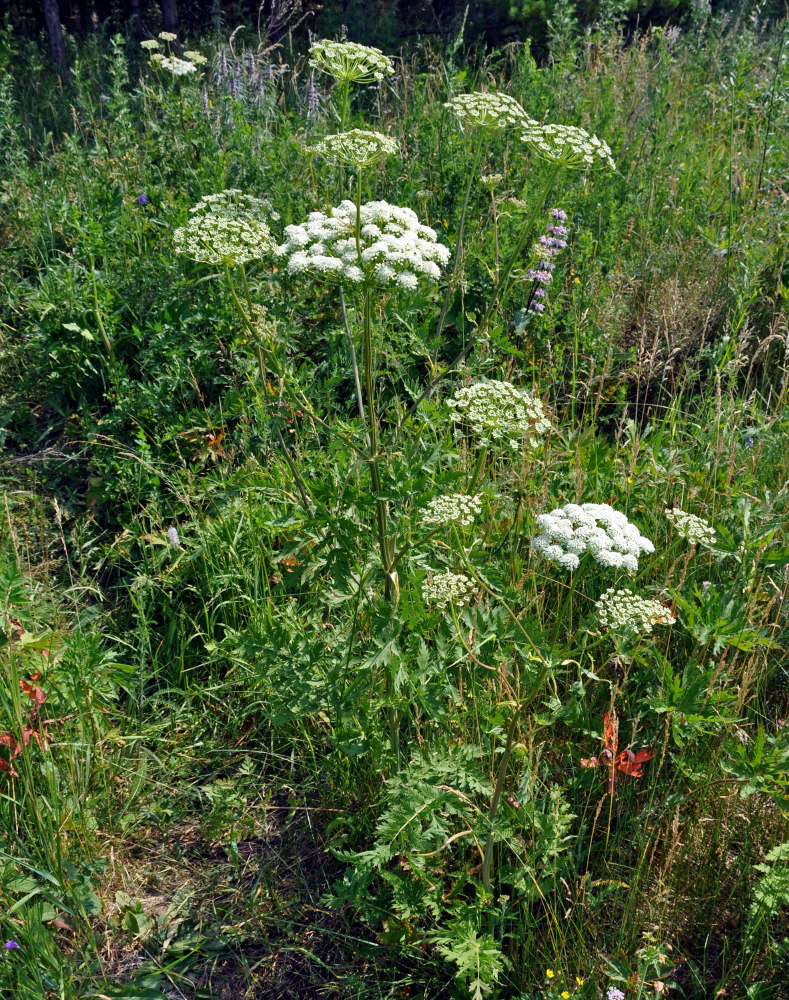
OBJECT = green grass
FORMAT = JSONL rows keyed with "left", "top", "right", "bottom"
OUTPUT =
{"left": 1, "top": 11, "right": 788, "bottom": 1000}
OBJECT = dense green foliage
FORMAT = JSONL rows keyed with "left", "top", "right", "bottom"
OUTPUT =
{"left": 1, "top": 8, "right": 788, "bottom": 1000}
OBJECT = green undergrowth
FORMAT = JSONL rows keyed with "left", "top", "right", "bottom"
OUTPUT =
{"left": 1, "top": 9, "right": 789, "bottom": 1000}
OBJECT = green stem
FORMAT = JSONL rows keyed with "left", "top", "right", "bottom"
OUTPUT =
{"left": 433, "top": 136, "right": 486, "bottom": 349}
{"left": 467, "top": 446, "right": 488, "bottom": 493}
{"left": 362, "top": 285, "right": 393, "bottom": 597}
{"left": 476, "top": 162, "right": 561, "bottom": 339}
{"left": 89, "top": 254, "right": 114, "bottom": 361}
{"left": 481, "top": 672, "right": 546, "bottom": 893}
{"left": 381, "top": 162, "right": 561, "bottom": 450}
{"left": 238, "top": 263, "right": 267, "bottom": 385}
{"left": 482, "top": 710, "right": 519, "bottom": 893}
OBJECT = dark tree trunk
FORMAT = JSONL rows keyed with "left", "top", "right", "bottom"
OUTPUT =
{"left": 160, "top": 0, "right": 177, "bottom": 35}
{"left": 40, "top": 0, "right": 70, "bottom": 80}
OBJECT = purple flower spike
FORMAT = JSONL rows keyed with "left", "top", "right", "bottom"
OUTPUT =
{"left": 4, "top": 940, "right": 20, "bottom": 949}
{"left": 138, "top": 194, "right": 149, "bottom": 205}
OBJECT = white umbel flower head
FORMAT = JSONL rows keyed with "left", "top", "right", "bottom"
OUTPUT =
{"left": 158, "top": 31, "right": 177, "bottom": 42}
{"left": 183, "top": 50, "right": 208, "bottom": 66}
{"left": 160, "top": 56, "right": 198, "bottom": 76}
{"left": 532, "top": 503, "right": 654, "bottom": 572}
{"left": 277, "top": 199, "right": 449, "bottom": 289}
{"left": 140, "top": 39, "right": 161, "bottom": 51}
{"left": 174, "top": 189, "right": 277, "bottom": 264}
{"left": 445, "top": 92, "right": 537, "bottom": 131}
{"left": 421, "top": 494, "right": 483, "bottom": 528}
{"left": 520, "top": 122, "right": 615, "bottom": 170}
{"left": 664, "top": 508, "right": 716, "bottom": 545}
{"left": 448, "top": 381, "right": 551, "bottom": 450}
{"left": 422, "top": 571, "right": 475, "bottom": 609}
{"left": 309, "top": 39, "right": 393, "bottom": 84}
{"left": 311, "top": 129, "right": 397, "bottom": 168}
{"left": 596, "top": 587, "right": 676, "bottom": 634}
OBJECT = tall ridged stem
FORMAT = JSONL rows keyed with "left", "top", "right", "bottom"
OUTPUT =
{"left": 481, "top": 670, "right": 547, "bottom": 894}
{"left": 362, "top": 284, "right": 393, "bottom": 597}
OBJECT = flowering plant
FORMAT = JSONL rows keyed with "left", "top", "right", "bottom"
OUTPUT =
{"left": 596, "top": 588, "right": 676, "bottom": 634}
{"left": 310, "top": 129, "right": 398, "bottom": 168}
{"left": 277, "top": 200, "right": 449, "bottom": 290}
{"left": 174, "top": 190, "right": 277, "bottom": 264}
{"left": 445, "top": 91, "right": 536, "bottom": 130}
{"left": 521, "top": 122, "right": 615, "bottom": 170}
{"left": 448, "top": 381, "right": 551, "bottom": 450}
{"left": 420, "top": 494, "right": 482, "bottom": 528}
{"left": 422, "top": 571, "right": 476, "bottom": 609}
{"left": 664, "top": 508, "right": 716, "bottom": 544}
{"left": 532, "top": 503, "right": 654, "bottom": 572}
{"left": 309, "top": 39, "right": 393, "bottom": 84}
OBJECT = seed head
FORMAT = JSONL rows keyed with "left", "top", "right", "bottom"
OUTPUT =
{"left": 174, "top": 189, "right": 277, "bottom": 264}
{"left": 596, "top": 587, "right": 676, "bottom": 634}
{"left": 422, "top": 571, "right": 476, "bottom": 609}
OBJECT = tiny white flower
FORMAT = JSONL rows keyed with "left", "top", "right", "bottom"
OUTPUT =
{"left": 448, "top": 380, "right": 551, "bottom": 450}
{"left": 664, "top": 508, "right": 716, "bottom": 545}
{"left": 311, "top": 129, "right": 397, "bottom": 168}
{"left": 532, "top": 503, "right": 653, "bottom": 572}
{"left": 445, "top": 91, "right": 537, "bottom": 131}
{"left": 422, "top": 571, "right": 476, "bottom": 609}
{"left": 309, "top": 39, "right": 393, "bottom": 84}
{"left": 277, "top": 200, "right": 449, "bottom": 290}
{"left": 421, "top": 494, "right": 483, "bottom": 528}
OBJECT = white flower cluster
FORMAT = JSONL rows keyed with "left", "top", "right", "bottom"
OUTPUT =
{"left": 140, "top": 39, "right": 160, "bottom": 51}
{"left": 532, "top": 503, "right": 654, "bottom": 572}
{"left": 183, "top": 50, "right": 208, "bottom": 66}
{"left": 160, "top": 56, "right": 198, "bottom": 76}
{"left": 311, "top": 129, "right": 397, "bottom": 168}
{"left": 596, "top": 587, "right": 676, "bottom": 634}
{"left": 422, "top": 571, "right": 475, "bottom": 609}
{"left": 421, "top": 494, "right": 482, "bottom": 528}
{"left": 665, "top": 508, "right": 716, "bottom": 545}
{"left": 520, "top": 122, "right": 615, "bottom": 170}
{"left": 445, "top": 92, "right": 536, "bottom": 130}
{"left": 174, "top": 190, "right": 277, "bottom": 264}
{"left": 448, "top": 381, "right": 551, "bottom": 450}
{"left": 309, "top": 39, "right": 394, "bottom": 84}
{"left": 277, "top": 200, "right": 449, "bottom": 290}
{"left": 158, "top": 31, "right": 177, "bottom": 42}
